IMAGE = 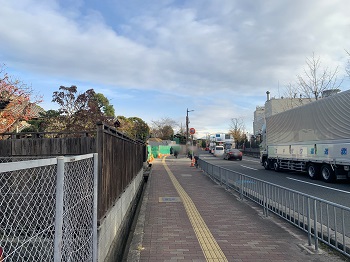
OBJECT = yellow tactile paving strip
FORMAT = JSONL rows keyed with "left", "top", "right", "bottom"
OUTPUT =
{"left": 162, "top": 157, "right": 228, "bottom": 262}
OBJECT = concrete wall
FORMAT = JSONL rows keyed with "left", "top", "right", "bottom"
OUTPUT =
{"left": 98, "top": 168, "right": 144, "bottom": 262}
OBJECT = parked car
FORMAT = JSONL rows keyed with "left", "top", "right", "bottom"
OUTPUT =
{"left": 213, "top": 145, "right": 225, "bottom": 157}
{"left": 224, "top": 149, "right": 243, "bottom": 160}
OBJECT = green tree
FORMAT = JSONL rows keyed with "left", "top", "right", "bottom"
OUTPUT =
{"left": 117, "top": 116, "right": 150, "bottom": 142}
{"left": 117, "top": 116, "right": 133, "bottom": 135}
{"left": 201, "top": 139, "right": 207, "bottom": 148}
{"left": 174, "top": 133, "right": 186, "bottom": 144}
{"left": 20, "top": 109, "right": 51, "bottom": 132}
{"left": 129, "top": 117, "right": 150, "bottom": 141}
{"left": 51, "top": 85, "right": 115, "bottom": 132}
{"left": 94, "top": 93, "right": 115, "bottom": 117}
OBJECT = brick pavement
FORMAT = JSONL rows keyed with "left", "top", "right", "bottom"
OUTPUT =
{"left": 127, "top": 155, "right": 347, "bottom": 262}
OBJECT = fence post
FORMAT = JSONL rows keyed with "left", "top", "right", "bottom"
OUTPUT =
{"left": 313, "top": 199, "right": 318, "bottom": 251}
{"left": 307, "top": 198, "right": 312, "bottom": 246}
{"left": 54, "top": 156, "right": 65, "bottom": 262}
{"left": 239, "top": 174, "right": 243, "bottom": 200}
{"left": 220, "top": 168, "right": 222, "bottom": 186}
{"left": 263, "top": 183, "right": 267, "bottom": 217}
{"left": 93, "top": 153, "right": 98, "bottom": 262}
{"left": 96, "top": 122, "right": 104, "bottom": 221}
{"left": 266, "top": 184, "right": 269, "bottom": 217}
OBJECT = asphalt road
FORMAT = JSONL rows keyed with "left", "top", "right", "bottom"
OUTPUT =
{"left": 198, "top": 150, "right": 350, "bottom": 254}
{"left": 198, "top": 151, "right": 350, "bottom": 208}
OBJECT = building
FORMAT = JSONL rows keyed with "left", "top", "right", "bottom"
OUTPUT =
{"left": 253, "top": 106, "right": 265, "bottom": 136}
{"left": 253, "top": 91, "right": 315, "bottom": 136}
{"left": 209, "top": 133, "right": 234, "bottom": 152}
{"left": 0, "top": 99, "right": 44, "bottom": 134}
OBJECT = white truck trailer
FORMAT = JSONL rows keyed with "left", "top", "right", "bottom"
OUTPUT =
{"left": 260, "top": 89, "right": 350, "bottom": 182}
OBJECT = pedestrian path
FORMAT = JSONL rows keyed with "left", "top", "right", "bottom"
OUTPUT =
{"left": 127, "top": 156, "right": 346, "bottom": 262}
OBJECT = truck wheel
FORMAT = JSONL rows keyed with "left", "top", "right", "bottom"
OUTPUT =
{"left": 321, "top": 164, "right": 336, "bottom": 183}
{"left": 263, "top": 160, "right": 270, "bottom": 170}
{"left": 273, "top": 162, "right": 280, "bottom": 172}
{"left": 307, "top": 164, "right": 320, "bottom": 180}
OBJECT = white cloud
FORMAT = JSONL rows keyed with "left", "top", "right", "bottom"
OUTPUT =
{"left": 1, "top": 0, "right": 350, "bottom": 136}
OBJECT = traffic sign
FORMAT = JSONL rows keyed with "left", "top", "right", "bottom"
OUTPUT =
{"left": 189, "top": 128, "right": 196, "bottom": 135}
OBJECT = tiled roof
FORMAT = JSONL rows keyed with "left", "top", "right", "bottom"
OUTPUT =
{"left": 0, "top": 100, "right": 45, "bottom": 133}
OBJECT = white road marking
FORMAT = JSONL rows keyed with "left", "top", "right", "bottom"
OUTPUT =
{"left": 240, "top": 165, "right": 258, "bottom": 171}
{"left": 243, "top": 159, "right": 260, "bottom": 163}
{"left": 287, "top": 177, "right": 350, "bottom": 194}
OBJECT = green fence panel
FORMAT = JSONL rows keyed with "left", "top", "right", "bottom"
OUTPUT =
{"left": 159, "top": 145, "right": 171, "bottom": 155}
{"left": 147, "top": 144, "right": 182, "bottom": 160}
{"left": 147, "top": 145, "right": 151, "bottom": 160}
{"left": 151, "top": 146, "right": 159, "bottom": 158}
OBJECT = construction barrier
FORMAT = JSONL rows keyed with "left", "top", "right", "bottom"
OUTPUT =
{"left": 190, "top": 157, "right": 195, "bottom": 167}
{"left": 147, "top": 145, "right": 182, "bottom": 161}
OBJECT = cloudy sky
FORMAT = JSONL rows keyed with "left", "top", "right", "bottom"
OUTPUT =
{"left": 1, "top": 0, "right": 350, "bottom": 138}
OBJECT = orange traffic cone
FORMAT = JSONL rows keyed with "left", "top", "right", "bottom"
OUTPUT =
{"left": 190, "top": 157, "right": 195, "bottom": 167}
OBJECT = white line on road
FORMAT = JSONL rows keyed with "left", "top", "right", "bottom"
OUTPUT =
{"left": 287, "top": 177, "right": 350, "bottom": 194}
{"left": 240, "top": 165, "right": 258, "bottom": 171}
{"left": 243, "top": 159, "right": 260, "bottom": 163}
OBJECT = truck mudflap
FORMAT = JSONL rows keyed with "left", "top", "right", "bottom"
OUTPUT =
{"left": 335, "top": 166, "right": 350, "bottom": 180}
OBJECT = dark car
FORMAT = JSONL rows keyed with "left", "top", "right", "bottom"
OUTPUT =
{"left": 224, "top": 149, "right": 242, "bottom": 160}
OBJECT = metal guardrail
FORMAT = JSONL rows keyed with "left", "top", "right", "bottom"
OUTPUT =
{"left": 0, "top": 154, "right": 98, "bottom": 262}
{"left": 198, "top": 159, "right": 350, "bottom": 258}
{"left": 241, "top": 149, "right": 260, "bottom": 158}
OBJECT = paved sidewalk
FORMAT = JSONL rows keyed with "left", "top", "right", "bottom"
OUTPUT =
{"left": 127, "top": 156, "right": 347, "bottom": 262}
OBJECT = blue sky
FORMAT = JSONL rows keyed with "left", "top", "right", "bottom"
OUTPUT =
{"left": 1, "top": 0, "right": 350, "bottom": 138}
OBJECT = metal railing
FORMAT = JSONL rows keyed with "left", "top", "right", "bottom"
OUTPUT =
{"left": 198, "top": 159, "right": 350, "bottom": 258}
{"left": 0, "top": 154, "right": 98, "bottom": 262}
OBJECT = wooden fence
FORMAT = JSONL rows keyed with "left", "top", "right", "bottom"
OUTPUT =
{"left": 96, "top": 123, "right": 146, "bottom": 221}
{"left": 0, "top": 131, "right": 96, "bottom": 156}
{"left": 0, "top": 123, "right": 147, "bottom": 222}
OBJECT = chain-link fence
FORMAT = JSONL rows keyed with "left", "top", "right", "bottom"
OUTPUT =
{"left": 0, "top": 154, "right": 97, "bottom": 262}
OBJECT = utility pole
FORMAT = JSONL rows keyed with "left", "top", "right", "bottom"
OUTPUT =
{"left": 186, "top": 108, "right": 194, "bottom": 154}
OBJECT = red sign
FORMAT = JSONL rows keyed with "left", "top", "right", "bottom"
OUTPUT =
{"left": 189, "top": 128, "right": 196, "bottom": 135}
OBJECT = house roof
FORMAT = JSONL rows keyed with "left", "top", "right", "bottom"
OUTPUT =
{"left": 0, "top": 100, "right": 44, "bottom": 133}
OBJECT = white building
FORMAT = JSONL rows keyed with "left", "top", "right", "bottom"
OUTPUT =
{"left": 209, "top": 133, "right": 234, "bottom": 151}
{"left": 253, "top": 91, "right": 315, "bottom": 136}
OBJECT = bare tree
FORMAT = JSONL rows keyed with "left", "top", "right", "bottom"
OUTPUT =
{"left": 297, "top": 52, "right": 342, "bottom": 100}
{"left": 229, "top": 118, "right": 245, "bottom": 148}
{"left": 280, "top": 83, "right": 306, "bottom": 111}
{"left": 150, "top": 117, "right": 178, "bottom": 139}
